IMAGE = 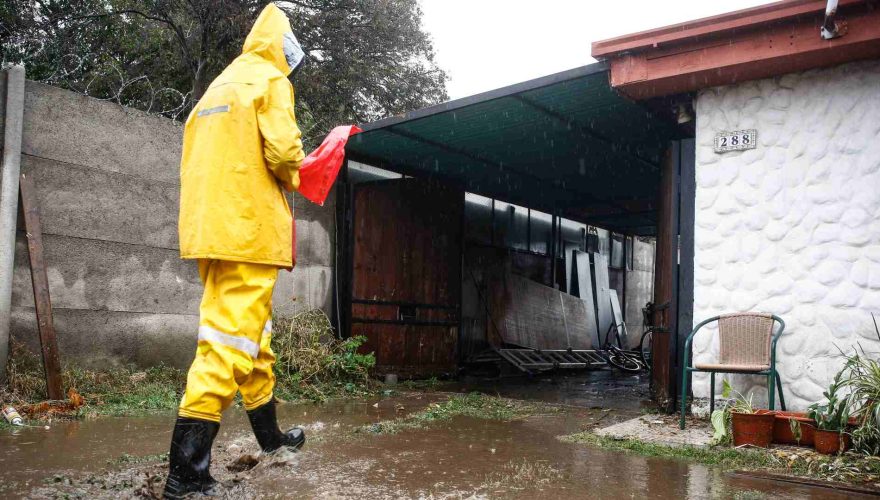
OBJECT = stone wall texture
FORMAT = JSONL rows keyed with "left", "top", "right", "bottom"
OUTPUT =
{"left": 0, "top": 77, "right": 335, "bottom": 369}
{"left": 692, "top": 59, "right": 880, "bottom": 410}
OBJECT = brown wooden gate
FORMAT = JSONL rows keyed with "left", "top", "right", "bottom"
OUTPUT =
{"left": 350, "top": 178, "right": 463, "bottom": 377}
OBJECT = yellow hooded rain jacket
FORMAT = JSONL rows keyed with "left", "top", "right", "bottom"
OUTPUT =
{"left": 179, "top": 3, "right": 305, "bottom": 268}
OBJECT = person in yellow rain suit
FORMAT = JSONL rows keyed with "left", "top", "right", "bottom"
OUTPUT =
{"left": 164, "top": 4, "right": 308, "bottom": 498}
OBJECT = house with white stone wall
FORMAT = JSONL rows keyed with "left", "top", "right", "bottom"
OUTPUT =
{"left": 593, "top": 0, "right": 880, "bottom": 410}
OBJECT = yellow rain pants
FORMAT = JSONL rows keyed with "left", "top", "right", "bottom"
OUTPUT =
{"left": 178, "top": 259, "right": 278, "bottom": 422}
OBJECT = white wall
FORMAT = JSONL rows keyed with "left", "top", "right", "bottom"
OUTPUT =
{"left": 692, "top": 59, "right": 880, "bottom": 410}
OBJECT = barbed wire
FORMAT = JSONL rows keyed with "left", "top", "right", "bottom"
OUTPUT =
{"left": 3, "top": 33, "right": 194, "bottom": 121}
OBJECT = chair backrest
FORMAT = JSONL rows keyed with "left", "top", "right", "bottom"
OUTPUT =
{"left": 718, "top": 313, "right": 775, "bottom": 366}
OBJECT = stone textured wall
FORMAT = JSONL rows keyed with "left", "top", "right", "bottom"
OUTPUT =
{"left": 692, "top": 59, "right": 880, "bottom": 410}
{"left": 0, "top": 77, "right": 334, "bottom": 369}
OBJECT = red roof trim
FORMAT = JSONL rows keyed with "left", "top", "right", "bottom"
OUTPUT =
{"left": 591, "top": 0, "right": 863, "bottom": 58}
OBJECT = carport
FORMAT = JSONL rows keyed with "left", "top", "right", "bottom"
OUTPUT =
{"left": 338, "top": 61, "right": 695, "bottom": 409}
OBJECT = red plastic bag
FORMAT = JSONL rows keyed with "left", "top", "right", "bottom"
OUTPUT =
{"left": 297, "top": 125, "right": 361, "bottom": 206}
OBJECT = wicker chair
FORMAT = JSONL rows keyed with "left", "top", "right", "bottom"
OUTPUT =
{"left": 679, "top": 313, "right": 786, "bottom": 429}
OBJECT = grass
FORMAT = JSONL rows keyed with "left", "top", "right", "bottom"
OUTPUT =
{"left": 479, "top": 459, "right": 564, "bottom": 492}
{"left": 361, "top": 392, "right": 551, "bottom": 434}
{"left": 2, "top": 340, "right": 185, "bottom": 418}
{"left": 562, "top": 432, "right": 782, "bottom": 469}
{"left": 1, "top": 309, "right": 377, "bottom": 425}
{"left": 562, "top": 431, "right": 880, "bottom": 486}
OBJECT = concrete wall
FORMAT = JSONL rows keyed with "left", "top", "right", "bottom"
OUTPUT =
{"left": 0, "top": 76, "right": 334, "bottom": 369}
{"left": 692, "top": 59, "right": 880, "bottom": 410}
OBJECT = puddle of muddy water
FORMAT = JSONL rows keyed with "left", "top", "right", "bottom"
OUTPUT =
{"left": 1, "top": 391, "right": 870, "bottom": 499}
{"left": 0, "top": 392, "right": 444, "bottom": 498}
{"left": 452, "top": 370, "right": 654, "bottom": 411}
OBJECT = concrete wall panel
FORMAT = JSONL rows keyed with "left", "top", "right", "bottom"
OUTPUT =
{"left": 18, "top": 82, "right": 183, "bottom": 183}
{"left": 2, "top": 78, "right": 336, "bottom": 369}
{"left": 21, "top": 155, "right": 179, "bottom": 249}
{"left": 10, "top": 307, "right": 198, "bottom": 369}
{"left": 11, "top": 234, "right": 201, "bottom": 314}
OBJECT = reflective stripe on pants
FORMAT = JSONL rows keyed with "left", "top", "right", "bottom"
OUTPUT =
{"left": 178, "top": 259, "right": 278, "bottom": 422}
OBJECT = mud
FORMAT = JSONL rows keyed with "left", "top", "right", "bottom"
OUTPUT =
{"left": 0, "top": 388, "right": 867, "bottom": 499}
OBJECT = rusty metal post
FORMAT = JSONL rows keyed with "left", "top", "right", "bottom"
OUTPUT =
{"left": 0, "top": 66, "right": 26, "bottom": 385}
{"left": 19, "top": 172, "right": 64, "bottom": 400}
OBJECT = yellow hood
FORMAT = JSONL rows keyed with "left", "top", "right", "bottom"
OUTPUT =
{"left": 242, "top": 3, "right": 296, "bottom": 75}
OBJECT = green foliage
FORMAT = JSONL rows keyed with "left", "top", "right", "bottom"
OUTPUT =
{"left": 2, "top": 309, "right": 376, "bottom": 421}
{"left": 363, "top": 393, "right": 544, "bottom": 434}
{"left": 563, "top": 431, "right": 880, "bottom": 485}
{"left": 789, "top": 418, "right": 803, "bottom": 445}
{"left": 807, "top": 370, "right": 851, "bottom": 432}
{"left": 271, "top": 309, "right": 376, "bottom": 402}
{"left": 2, "top": 340, "right": 185, "bottom": 416}
{"left": 562, "top": 432, "right": 778, "bottom": 469}
{"left": 836, "top": 322, "right": 880, "bottom": 454}
{"left": 708, "top": 379, "right": 755, "bottom": 445}
{"left": 709, "top": 408, "right": 730, "bottom": 446}
{"left": 722, "top": 379, "right": 756, "bottom": 414}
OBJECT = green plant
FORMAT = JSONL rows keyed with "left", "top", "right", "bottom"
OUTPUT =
{"left": 837, "top": 314, "right": 880, "bottom": 454}
{"left": 1, "top": 339, "right": 185, "bottom": 418}
{"left": 271, "top": 309, "right": 376, "bottom": 401}
{"left": 709, "top": 379, "right": 756, "bottom": 445}
{"left": 789, "top": 418, "right": 803, "bottom": 445}
{"left": 807, "top": 370, "right": 851, "bottom": 433}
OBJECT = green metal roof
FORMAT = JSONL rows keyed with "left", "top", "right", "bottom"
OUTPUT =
{"left": 345, "top": 62, "right": 681, "bottom": 236}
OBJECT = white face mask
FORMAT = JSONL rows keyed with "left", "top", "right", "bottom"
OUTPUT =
{"left": 282, "top": 31, "right": 305, "bottom": 73}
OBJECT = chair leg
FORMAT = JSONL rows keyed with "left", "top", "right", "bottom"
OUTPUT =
{"left": 680, "top": 369, "right": 689, "bottom": 430}
{"left": 768, "top": 372, "right": 775, "bottom": 411}
{"left": 710, "top": 372, "right": 715, "bottom": 415}
{"left": 775, "top": 370, "right": 786, "bottom": 411}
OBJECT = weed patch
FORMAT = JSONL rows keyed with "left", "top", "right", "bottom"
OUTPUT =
{"left": 562, "top": 431, "right": 880, "bottom": 487}
{"left": 1, "top": 309, "right": 378, "bottom": 424}
{"left": 2, "top": 340, "right": 185, "bottom": 418}
{"left": 562, "top": 432, "right": 780, "bottom": 469}
{"left": 362, "top": 392, "right": 549, "bottom": 434}
{"left": 271, "top": 309, "right": 377, "bottom": 402}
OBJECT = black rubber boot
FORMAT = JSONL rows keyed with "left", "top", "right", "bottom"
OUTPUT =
{"left": 246, "top": 399, "right": 305, "bottom": 453}
{"left": 163, "top": 417, "right": 220, "bottom": 499}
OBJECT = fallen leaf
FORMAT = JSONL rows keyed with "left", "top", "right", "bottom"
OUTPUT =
{"left": 68, "top": 388, "right": 84, "bottom": 409}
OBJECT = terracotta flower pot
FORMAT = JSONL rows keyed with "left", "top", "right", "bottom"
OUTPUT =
{"left": 813, "top": 429, "right": 851, "bottom": 455}
{"left": 731, "top": 409, "right": 776, "bottom": 448}
{"left": 772, "top": 411, "right": 817, "bottom": 446}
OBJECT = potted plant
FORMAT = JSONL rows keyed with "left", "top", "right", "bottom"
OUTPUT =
{"left": 772, "top": 411, "right": 816, "bottom": 446}
{"left": 712, "top": 380, "right": 776, "bottom": 448}
{"left": 838, "top": 315, "right": 880, "bottom": 455}
{"left": 807, "top": 371, "right": 852, "bottom": 455}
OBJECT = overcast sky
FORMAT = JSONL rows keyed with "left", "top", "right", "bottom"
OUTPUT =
{"left": 420, "top": 0, "right": 775, "bottom": 99}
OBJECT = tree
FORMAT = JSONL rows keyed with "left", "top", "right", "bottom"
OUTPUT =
{"left": 1, "top": 0, "right": 447, "bottom": 146}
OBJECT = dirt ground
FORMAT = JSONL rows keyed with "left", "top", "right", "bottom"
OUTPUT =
{"left": 0, "top": 372, "right": 868, "bottom": 499}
